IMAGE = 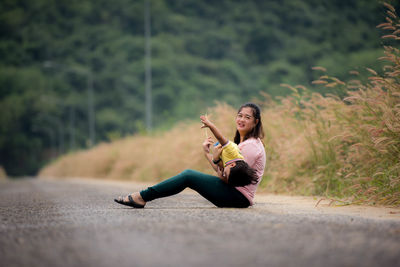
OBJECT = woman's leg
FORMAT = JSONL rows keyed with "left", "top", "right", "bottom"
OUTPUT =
{"left": 140, "top": 169, "right": 250, "bottom": 208}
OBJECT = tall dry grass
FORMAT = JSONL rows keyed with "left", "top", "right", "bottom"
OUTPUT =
{"left": 0, "top": 166, "right": 7, "bottom": 179}
{"left": 40, "top": 2, "right": 400, "bottom": 206}
{"left": 40, "top": 103, "right": 238, "bottom": 182}
{"left": 263, "top": 2, "right": 400, "bottom": 206}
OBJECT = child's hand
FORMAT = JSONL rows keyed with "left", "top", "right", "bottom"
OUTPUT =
{"left": 200, "top": 115, "right": 212, "bottom": 128}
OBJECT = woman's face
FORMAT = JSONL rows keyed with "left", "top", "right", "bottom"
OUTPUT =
{"left": 236, "top": 107, "right": 258, "bottom": 135}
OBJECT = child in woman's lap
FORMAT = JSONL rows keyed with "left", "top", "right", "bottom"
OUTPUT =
{"left": 200, "top": 115, "right": 257, "bottom": 186}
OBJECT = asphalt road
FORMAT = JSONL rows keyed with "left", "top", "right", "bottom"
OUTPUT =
{"left": 0, "top": 178, "right": 399, "bottom": 267}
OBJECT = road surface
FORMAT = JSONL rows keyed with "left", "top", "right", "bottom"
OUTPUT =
{"left": 0, "top": 178, "right": 399, "bottom": 267}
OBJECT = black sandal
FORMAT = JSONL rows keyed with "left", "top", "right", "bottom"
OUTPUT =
{"left": 114, "top": 195, "right": 145, "bottom": 209}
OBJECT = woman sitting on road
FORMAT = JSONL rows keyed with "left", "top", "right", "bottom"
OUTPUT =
{"left": 114, "top": 102, "right": 266, "bottom": 208}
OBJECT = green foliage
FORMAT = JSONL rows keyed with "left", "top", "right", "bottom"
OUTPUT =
{"left": 0, "top": 0, "right": 394, "bottom": 176}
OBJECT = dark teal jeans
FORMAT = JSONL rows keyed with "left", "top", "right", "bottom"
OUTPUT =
{"left": 140, "top": 169, "right": 250, "bottom": 208}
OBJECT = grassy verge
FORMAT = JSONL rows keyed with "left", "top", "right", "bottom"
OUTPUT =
{"left": 0, "top": 166, "right": 7, "bottom": 180}
{"left": 39, "top": 103, "right": 236, "bottom": 182}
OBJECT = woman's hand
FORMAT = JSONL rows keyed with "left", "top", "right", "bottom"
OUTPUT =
{"left": 217, "top": 167, "right": 228, "bottom": 183}
{"left": 202, "top": 137, "right": 214, "bottom": 154}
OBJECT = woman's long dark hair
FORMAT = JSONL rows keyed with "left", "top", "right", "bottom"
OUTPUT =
{"left": 234, "top": 102, "right": 264, "bottom": 144}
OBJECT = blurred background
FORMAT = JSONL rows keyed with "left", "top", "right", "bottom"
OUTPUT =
{"left": 0, "top": 0, "right": 394, "bottom": 177}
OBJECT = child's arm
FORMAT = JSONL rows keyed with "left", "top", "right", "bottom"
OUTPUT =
{"left": 200, "top": 115, "right": 229, "bottom": 146}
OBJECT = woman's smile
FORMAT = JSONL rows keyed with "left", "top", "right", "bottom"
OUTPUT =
{"left": 236, "top": 107, "right": 256, "bottom": 133}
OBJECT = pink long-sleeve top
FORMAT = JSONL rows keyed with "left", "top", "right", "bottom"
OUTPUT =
{"left": 235, "top": 137, "right": 266, "bottom": 205}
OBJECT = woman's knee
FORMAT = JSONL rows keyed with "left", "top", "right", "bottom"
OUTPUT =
{"left": 180, "top": 169, "right": 203, "bottom": 186}
{"left": 180, "top": 169, "right": 197, "bottom": 177}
